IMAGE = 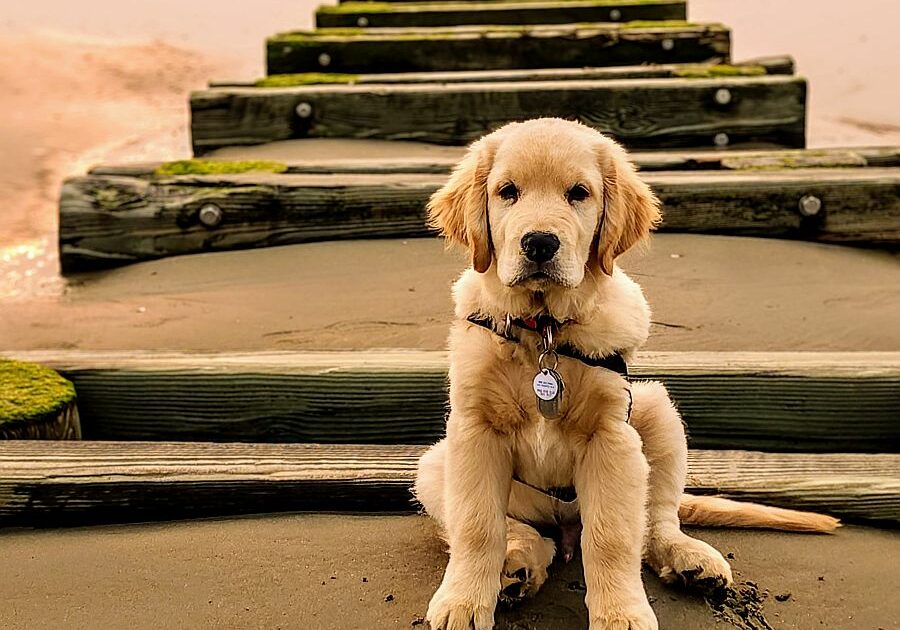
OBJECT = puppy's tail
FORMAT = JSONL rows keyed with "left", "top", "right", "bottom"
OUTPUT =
{"left": 678, "top": 494, "right": 841, "bottom": 534}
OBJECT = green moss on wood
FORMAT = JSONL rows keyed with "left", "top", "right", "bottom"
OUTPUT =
{"left": 318, "top": 2, "right": 400, "bottom": 13}
{"left": 0, "top": 359, "right": 75, "bottom": 425}
{"left": 619, "top": 20, "right": 693, "bottom": 29}
{"left": 319, "top": 0, "right": 676, "bottom": 13}
{"left": 256, "top": 73, "right": 359, "bottom": 88}
{"left": 273, "top": 21, "right": 710, "bottom": 43}
{"left": 673, "top": 63, "right": 767, "bottom": 78}
{"left": 155, "top": 160, "right": 289, "bottom": 177}
{"left": 722, "top": 153, "right": 866, "bottom": 171}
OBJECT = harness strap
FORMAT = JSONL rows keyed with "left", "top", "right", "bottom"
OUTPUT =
{"left": 466, "top": 314, "right": 629, "bottom": 378}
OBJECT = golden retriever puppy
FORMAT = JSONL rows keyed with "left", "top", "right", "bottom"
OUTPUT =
{"left": 413, "top": 118, "right": 838, "bottom": 630}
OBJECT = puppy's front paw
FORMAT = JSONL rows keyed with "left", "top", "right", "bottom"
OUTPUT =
{"left": 590, "top": 599, "right": 658, "bottom": 630}
{"left": 427, "top": 581, "right": 495, "bottom": 630}
{"left": 647, "top": 531, "right": 733, "bottom": 590}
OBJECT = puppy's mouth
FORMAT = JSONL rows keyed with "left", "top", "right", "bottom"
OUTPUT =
{"left": 509, "top": 263, "right": 571, "bottom": 289}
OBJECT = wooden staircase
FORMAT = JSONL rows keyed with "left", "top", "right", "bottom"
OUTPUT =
{"left": 8, "top": 0, "right": 899, "bottom": 529}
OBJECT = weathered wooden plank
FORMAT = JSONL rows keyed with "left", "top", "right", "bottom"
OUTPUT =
{"left": 192, "top": 76, "right": 805, "bottom": 151}
{"left": 316, "top": 0, "right": 686, "bottom": 28}
{"left": 267, "top": 22, "right": 731, "bottom": 74}
{"left": 60, "top": 166, "right": 898, "bottom": 270}
{"left": 210, "top": 56, "right": 792, "bottom": 88}
{"left": 0, "top": 441, "right": 896, "bottom": 527}
{"left": 89, "top": 146, "right": 899, "bottom": 178}
{"left": 8, "top": 350, "right": 900, "bottom": 453}
{"left": 58, "top": 172, "right": 439, "bottom": 271}
{"left": 241, "top": 57, "right": 789, "bottom": 89}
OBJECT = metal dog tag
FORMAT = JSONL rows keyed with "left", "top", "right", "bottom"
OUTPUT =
{"left": 534, "top": 367, "right": 565, "bottom": 419}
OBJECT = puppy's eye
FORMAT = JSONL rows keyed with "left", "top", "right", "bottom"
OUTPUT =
{"left": 498, "top": 182, "right": 519, "bottom": 203}
{"left": 566, "top": 184, "right": 590, "bottom": 204}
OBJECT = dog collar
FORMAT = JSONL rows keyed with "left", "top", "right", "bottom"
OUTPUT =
{"left": 465, "top": 313, "right": 629, "bottom": 378}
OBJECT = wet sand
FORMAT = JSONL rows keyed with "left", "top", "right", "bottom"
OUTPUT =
{"left": 3, "top": 234, "right": 899, "bottom": 352}
{"left": 1, "top": 515, "right": 898, "bottom": 630}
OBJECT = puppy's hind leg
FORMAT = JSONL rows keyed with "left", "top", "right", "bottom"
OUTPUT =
{"left": 630, "top": 381, "right": 733, "bottom": 588}
{"left": 413, "top": 439, "right": 450, "bottom": 526}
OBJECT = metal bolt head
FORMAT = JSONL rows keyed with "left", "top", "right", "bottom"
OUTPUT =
{"left": 715, "top": 88, "right": 732, "bottom": 105}
{"left": 295, "top": 102, "right": 313, "bottom": 119}
{"left": 713, "top": 132, "right": 730, "bottom": 147}
{"left": 357, "top": 16, "right": 369, "bottom": 27}
{"left": 609, "top": 8, "right": 622, "bottom": 20}
{"left": 198, "top": 203, "right": 223, "bottom": 228}
{"left": 661, "top": 38, "right": 675, "bottom": 51}
{"left": 798, "top": 194, "right": 823, "bottom": 217}
{"left": 318, "top": 53, "right": 331, "bottom": 67}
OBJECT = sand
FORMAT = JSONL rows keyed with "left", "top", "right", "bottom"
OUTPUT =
{"left": 1, "top": 515, "right": 898, "bottom": 630}
{"left": 2, "top": 234, "right": 899, "bottom": 352}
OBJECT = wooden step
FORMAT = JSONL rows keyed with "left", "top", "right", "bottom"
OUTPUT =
{"left": 90, "top": 146, "right": 899, "bottom": 178}
{"left": 191, "top": 75, "right": 805, "bottom": 151}
{"left": 9, "top": 350, "right": 900, "bottom": 453}
{"left": 267, "top": 22, "right": 731, "bottom": 75}
{"left": 231, "top": 56, "right": 793, "bottom": 89}
{"left": 316, "top": 0, "right": 686, "bottom": 29}
{"left": 60, "top": 164, "right": 898, "bottom": 271}
{"left": 1, "top": 441, "right": 896, "bottom": 527}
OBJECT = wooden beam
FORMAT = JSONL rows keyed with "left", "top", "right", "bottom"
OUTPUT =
{"left": 0, "top": 441, "right": 896, "bottom": 527}
{"left": 191, "top": 76, "right": 805, "bottom": 151}
{"left": 89, "top": 146, "right": 899, "bottom": 178}
{"left": 267, "top": 22, "right": 731, "bottom": 75}
{"left": 9, "top": 350, "right": 900, "bottom": 453}
{"left": 60, "top": 166, "right": 898, "bottom": 270}
{"left": 316, "top": 0, "right": 687, "bottom": 28}
{"left": 239, "top": 57, "right": 791, "bottom": 89}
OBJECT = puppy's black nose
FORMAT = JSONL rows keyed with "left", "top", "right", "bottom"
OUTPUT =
{"left": 521, "top": 232, "right": 560, "bottom": 263}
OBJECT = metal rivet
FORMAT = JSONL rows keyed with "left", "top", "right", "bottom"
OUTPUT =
{"left": 609, "top": 8, "right": 622, "bottom": 20}
{"left": 798, "top": 194, "right": 823, "bottom": 217}
{"left": 318, "top": 53, "right": 331, "bottom": 67}
{"left": 661, "top": 38, "right": 674, "bottom": 51}
{"left": 295, "top": 102, "right": 313, "bottom": 118}
{"left": 715, "top": 88, "right": 732, "bottom": 105}
{"left": 357, "top": 16, "right": 369, "bottom": 27}
{"left": 713, "top": 132, "right": 729, "bottom": 147}
{"left": 198, "top": 204, "right": 223, "bottom": 228}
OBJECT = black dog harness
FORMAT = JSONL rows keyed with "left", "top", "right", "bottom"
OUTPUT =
{"left": 465, "top": 313, "right": 630, "bottom": 378}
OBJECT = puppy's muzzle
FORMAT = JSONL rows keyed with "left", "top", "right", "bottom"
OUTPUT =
{"left": 520, "top": 232, "right": 560, "bottom": 264}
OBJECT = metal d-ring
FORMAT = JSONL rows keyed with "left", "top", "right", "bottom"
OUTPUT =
{"left": 538, "top": 350, "right": 559, "bottom": 372}
{"left": 541, "top": 323, "right": 554, "bottom": 353}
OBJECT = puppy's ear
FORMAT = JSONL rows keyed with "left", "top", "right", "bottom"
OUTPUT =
{"left": 595, "top": 140, "right": 662, "bottom": 275}
{"left": 427, "top": 137, "right": 495, "bottom": 273}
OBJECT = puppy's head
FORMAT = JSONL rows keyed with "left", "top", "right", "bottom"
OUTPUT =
{"left": 427, "top": 119, "right": 661, "bottom": 289}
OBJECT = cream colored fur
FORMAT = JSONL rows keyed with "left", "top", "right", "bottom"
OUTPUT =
{"left": 413, "top": 119, "right": 838, "bottom": 630}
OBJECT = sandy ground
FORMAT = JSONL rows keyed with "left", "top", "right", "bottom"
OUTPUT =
{"left": 1, "top": 515, "right": 898, "bottom": 630}
{"left": 2, "top": 234, "right": 899, "bottom": 352}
